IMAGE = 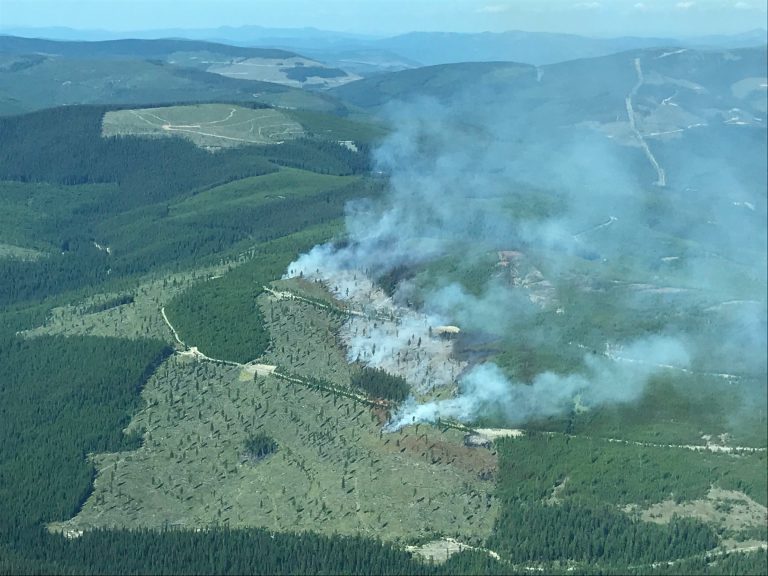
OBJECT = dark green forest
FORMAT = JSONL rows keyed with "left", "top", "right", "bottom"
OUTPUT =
{"left": 0, "top": 105, "right": 373, "bottom": 307}
{"left": 164, "top": 225, "right": 349, "bottom": 362}
{"left": 0, "top": 336, "right": 167, "bottom": 543}
{"left": 351, "top": 366, "right": 410, "bottom": 402}
{"left": 244, "top": 433, "right": 279, "bottom": 461}
{"left": 490, "top": 501, "right": 718, "bottom": 565}
{"left": 0, "top": 333, "right": 434, "bottom": 575}
{"left": 494, "top": 433, "right": 767, "bottom": 508}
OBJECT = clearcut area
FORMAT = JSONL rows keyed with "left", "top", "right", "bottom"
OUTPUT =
{"left": 102, "top": 103, "right": 304, "bottom": 149}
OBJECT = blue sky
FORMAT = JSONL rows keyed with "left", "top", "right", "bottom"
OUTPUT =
{"left": 1, "top": 0, "right": 766, "bottom": 36}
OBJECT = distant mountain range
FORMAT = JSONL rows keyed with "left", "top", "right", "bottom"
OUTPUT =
{"left": 0, "top": 25, "right": 379, "bottom": 46}
{"left": 372, "top": 29, "right": 768, "bottom": 66}
{"left": 0, "top": 36, "right": 296, "bottom": 60}
{"left": 2, "top": 26, "right": 766, "bottom": 68}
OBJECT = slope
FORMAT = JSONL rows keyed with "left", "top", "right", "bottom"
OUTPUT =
{"left": 0, "top": 53, "right": 344, "bottom": 116}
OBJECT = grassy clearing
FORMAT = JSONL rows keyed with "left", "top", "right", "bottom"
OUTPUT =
{"left": 628, "top": 487, "right": 767, "bottom": 543}
{"left": 102, "top": 104, "right": 304, "bottom": 149}
{"left": 270, "top": 277, "right": 344, "bottom": 306}
{"left": 0, "top": 242, "right": 44, "bottom": 261}
{"left": 60, "top": 353, "right": 498, "bottom": 544}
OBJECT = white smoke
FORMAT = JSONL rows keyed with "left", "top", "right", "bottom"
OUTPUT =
{"left": 386, "top": 335, "right": 691, "bottom": 429}
{"left": 285, "top": 82, "right": 765, "bottom": 429}
{"left": 286, "top": 262, "right": 465, "bottom": 395}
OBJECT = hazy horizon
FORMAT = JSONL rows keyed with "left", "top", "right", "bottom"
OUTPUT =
{"left": 1, "top": 0, "right": 767, "bottom": 38}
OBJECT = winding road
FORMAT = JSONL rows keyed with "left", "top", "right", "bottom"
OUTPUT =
{"left": 626, "top": 57, "right": 667, "bottom": 187}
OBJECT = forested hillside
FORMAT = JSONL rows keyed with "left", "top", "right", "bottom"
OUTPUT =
{"left": 0, "top": 334, "right": 441, "bottom": 575}
{"left": 0, "top": 35, "right": 296, "bottom": 60}
{"left": 0, "top": 105, "right": 372, "bottom": 307}
{"left": 164, "top": 225, "right": 351, "bottom": 362}
{"left": 1, "top": 32, "right": 765, "bottom": 573}
{"left": 0, "top": 336, "right": 169, "bottom": 539}
{"left": 0, "top": 99, "right": 455, "bottom": 574}
{"left": 0, "top": 42, "right": 345, "bottom": 116}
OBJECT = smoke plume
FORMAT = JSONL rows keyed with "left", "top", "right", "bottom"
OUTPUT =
{"left": 287, "top": 71, "right": 767, "bottom": 428}
{"left": 387, "top": 335, "right": 690, "bottom": 429}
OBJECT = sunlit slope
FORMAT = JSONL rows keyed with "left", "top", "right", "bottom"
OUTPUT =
{"left": 331, "top": 61, "right": 537, "bottom": 109}
{"left": 102, "top": 104, "right": 386, "bottom": 151}
{"left": 0, "top": 35, "right": 357, "bottom": 107}
{"left": 0, "top": 55, "right": 342, "bottom": 116}
{"left": 56, "top": 353, "right": 496, "bottom": 542}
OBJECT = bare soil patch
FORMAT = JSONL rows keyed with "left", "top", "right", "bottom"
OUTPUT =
{"left": 406, "top": 537, "right": 500, "bottom": 564}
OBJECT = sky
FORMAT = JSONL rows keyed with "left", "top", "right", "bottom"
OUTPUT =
{"left": 0, "top": 0, "right": 766, "bottom": 37}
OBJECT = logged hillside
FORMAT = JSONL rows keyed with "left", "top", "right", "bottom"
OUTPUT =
{"left": 0, "top": 35, "right": 765, "bottom": 575}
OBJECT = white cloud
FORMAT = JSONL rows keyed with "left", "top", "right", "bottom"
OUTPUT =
{"left": 733, "top": 1, "right": 751, "bottom": 9}
{"left": 676, "top": 1, "right": 695, "bottom": 8}
{"left": 633, "top": 2, "right": 647, "bottom": 9}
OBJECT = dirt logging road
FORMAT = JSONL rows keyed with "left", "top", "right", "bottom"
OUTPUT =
{"left": 626, "top": 57, "right": 666, "bottom": 187}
